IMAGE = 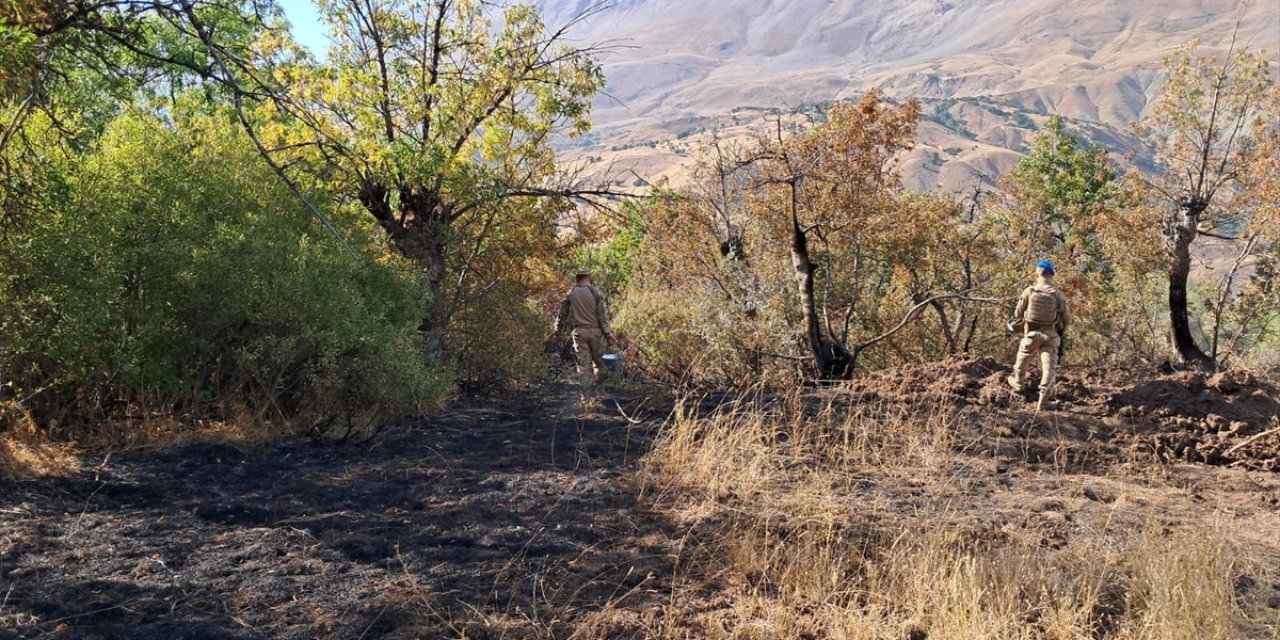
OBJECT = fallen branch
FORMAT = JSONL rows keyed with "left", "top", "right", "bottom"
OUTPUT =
{"left": 1224, "top": 425, "right": 1280, "bottom": 458}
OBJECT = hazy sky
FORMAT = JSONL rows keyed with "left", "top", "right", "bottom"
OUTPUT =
{"left": 277, "top": 0, "right": 329, "bottom": 57}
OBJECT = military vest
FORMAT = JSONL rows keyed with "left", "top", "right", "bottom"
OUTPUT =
{"left": 1024, "top": 285, "right": 1061, "bottom": 326}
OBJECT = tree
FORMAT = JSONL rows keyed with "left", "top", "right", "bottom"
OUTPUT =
{"left": 269, "top": 0, "right": 605, "bottom": 356}
{"left": 1138, "top": 41, "right": 1277, "bottom": 368}
{"left": 0, "top": 0, "right": 280, "bottom": 224}
{"left": 743, "top": 94, "right": 993, "bottom": 378}
{"left": 771, "top": 97, "right": 913, "bottom": 377}
{"left": 1001, "top": 116, "right": 1118, "bottom": 273}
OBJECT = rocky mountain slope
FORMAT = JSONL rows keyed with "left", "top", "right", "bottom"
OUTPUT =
{"left": 539, "top": 0, "right": 1280, "bottom": 192}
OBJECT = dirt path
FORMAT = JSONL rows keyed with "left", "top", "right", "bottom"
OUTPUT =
{"left": 0, "top": 382, "right": 674, "bottom": 639}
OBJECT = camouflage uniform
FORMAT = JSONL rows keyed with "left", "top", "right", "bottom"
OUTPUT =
{"left": 1010, "top": 280, "right": 1071, "bottom": 409}
{"left": 556, "top": 283, "right": 613, "bottom": 394}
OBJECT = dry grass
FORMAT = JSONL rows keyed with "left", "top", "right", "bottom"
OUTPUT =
{"left": 638, "top": 390, "right": 1279, "bottom": 639}
{"left": 0, "top": 401, "right": 80, "bottom": 480}
{"left": 0, "top": 397, "right": 304, "bottom": 479}
{"left": 108, "top": 397, "right": 323, "bottom": 449}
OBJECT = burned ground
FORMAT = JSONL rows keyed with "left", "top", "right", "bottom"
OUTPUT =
{"left": 0, "top": 383, "right": 675, "bottom": 639}
{"left": 0, "top": 360, "right": 1278, "bottom": 638}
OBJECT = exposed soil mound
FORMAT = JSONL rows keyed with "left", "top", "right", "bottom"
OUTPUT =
{"left": 844, "top": 354, "right": 1007, "bottom": 405}
{"left": 1113, "top": 369, "right": 1280, "bottom": 471}
{"left": 844, "top": 356, "right": 1280, "bottom": 472}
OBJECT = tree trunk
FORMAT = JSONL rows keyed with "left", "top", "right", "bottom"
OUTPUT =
{"left": 1167, "top": 200, "right": 1214, "bottom": 369}
{"left": 929, "top": 298, "right": 957, "bottom": 354}
{"left": 359, "top": 180, "right": 452, "bottom": 358}
{"left": 791, "top": 217, "right": 851, "bottom": 379}
{"left": 393, "top": 223, "right": 448, "bottom": 313}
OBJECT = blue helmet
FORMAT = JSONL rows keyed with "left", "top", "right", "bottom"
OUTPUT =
{"left": 1036, "top": 259, "right": 1055, "bottom": 275}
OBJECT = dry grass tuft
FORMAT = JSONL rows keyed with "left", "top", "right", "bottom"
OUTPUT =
{"left": 1, "top": 401, "right": 81, "bottom": 480}
{"left": 70, "top": 401, "right": 301, "bottom": 451}
{"left": 640, "top": 391, "right": 1274, "bottom": 639}
{"left": 0, "top": 398, "right": 302, "bottom": 479}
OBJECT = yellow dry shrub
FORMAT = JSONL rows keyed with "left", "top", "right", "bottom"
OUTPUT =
{"left": 0, "top": 401, "right": 79, "bottom": 480}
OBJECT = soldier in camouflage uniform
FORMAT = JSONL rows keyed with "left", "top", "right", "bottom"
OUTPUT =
{"left": 1007, "top": 260, "right": 1071, "bottom": 411}
{"left": 555, "top": 270, "right": 616, "bottom": 398}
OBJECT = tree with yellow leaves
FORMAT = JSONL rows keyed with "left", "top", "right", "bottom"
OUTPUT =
{"left": 1138, "top": 41, "right": 1278, "bottom": 368}
{"left": 272, "top": 0, "right": 606, "bottom": 360}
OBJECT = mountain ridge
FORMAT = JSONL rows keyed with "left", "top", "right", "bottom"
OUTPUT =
{"left": 536, "top": 0, "right": 1279, "bottom": 192}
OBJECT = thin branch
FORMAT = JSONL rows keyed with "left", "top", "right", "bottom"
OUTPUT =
{"left": 853, "top": 291, "right": 1001, "bottom": 357}
{"left": 1197, "top": 229, "right": 1240, "bottom": 241}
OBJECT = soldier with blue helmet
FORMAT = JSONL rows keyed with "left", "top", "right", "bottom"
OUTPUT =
{"left": 1007, "top": 259, "right": 1072, "bottom": 411}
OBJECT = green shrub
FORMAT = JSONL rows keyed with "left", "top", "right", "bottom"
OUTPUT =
{"left": 0, "top": 110, "right": 448, "bottom": 437}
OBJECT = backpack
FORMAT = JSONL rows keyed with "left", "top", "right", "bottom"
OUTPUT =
{"left": 1024, "top": 287, "right": 1060, "bottom": 325}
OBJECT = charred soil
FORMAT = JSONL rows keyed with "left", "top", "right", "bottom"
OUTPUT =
{"left": 0, "top": 359, "right": 1278, "bottom": 638}
{"left": 0, "top": 382, "right": 675, "bottom": 639}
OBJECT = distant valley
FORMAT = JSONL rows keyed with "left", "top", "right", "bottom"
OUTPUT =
{"left": 537, "top": 0, "right": 1280, "bottom": 193}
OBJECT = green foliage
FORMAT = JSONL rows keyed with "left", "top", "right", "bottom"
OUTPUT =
{"left": 0, "top": 110, "right": 447, "bottom": 434}
{"left": 571, "top": 200, "right": 649, "bottom": 300}
{"left": 1212, "top": 244, "right": 1280, "bottom": 371}
{"left": 930, "top": 100, "right": 970, "bottom": 137}
{"left": 1003, "top": 115, "right": 1118, "bottom": 272}
{"left": 1012, "top": 112, "right": 1036, "bottom": 129}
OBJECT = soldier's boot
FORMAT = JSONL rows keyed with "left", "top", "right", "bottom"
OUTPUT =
{"left": 1035, "top": 389, "right": 1054, "bottom": 412}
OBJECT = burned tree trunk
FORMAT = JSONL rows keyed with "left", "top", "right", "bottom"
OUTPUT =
{"left": 789, "top": 183, "right": 851, "bottom": 379}
{"left": 1167, "top": 198, "right": 1214, "bottom": 369}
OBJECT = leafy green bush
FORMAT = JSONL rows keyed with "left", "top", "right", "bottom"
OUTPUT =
{"left": 570, "top": 200, "right": 648, "bottom": 300}
{"left": 0, "top": 110, "right": 448, "bottom": 437}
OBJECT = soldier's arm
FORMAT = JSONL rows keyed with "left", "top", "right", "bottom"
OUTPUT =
{"left": 1013, "top": 288, "right": 1029, "bottom": 322}
{"left": 1058, "top": 292, "right": 1072, "bottom": 328}
{"left": 594, "top": 287, "right": 613, "bottom": 337}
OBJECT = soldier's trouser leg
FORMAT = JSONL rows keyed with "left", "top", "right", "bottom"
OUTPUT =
{"left": 1038, "top": 334, "right": 1061, "bottom": 401}
{"left": 1014, "top": 332, "right": 1047, "bottom": 384}
{"left": 571, "top": 328, "right": 605, "bottom": 393}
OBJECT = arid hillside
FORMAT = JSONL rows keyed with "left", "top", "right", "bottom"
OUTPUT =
{"left": 542, "top": 0, "right": 1280, "bottom": 191}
